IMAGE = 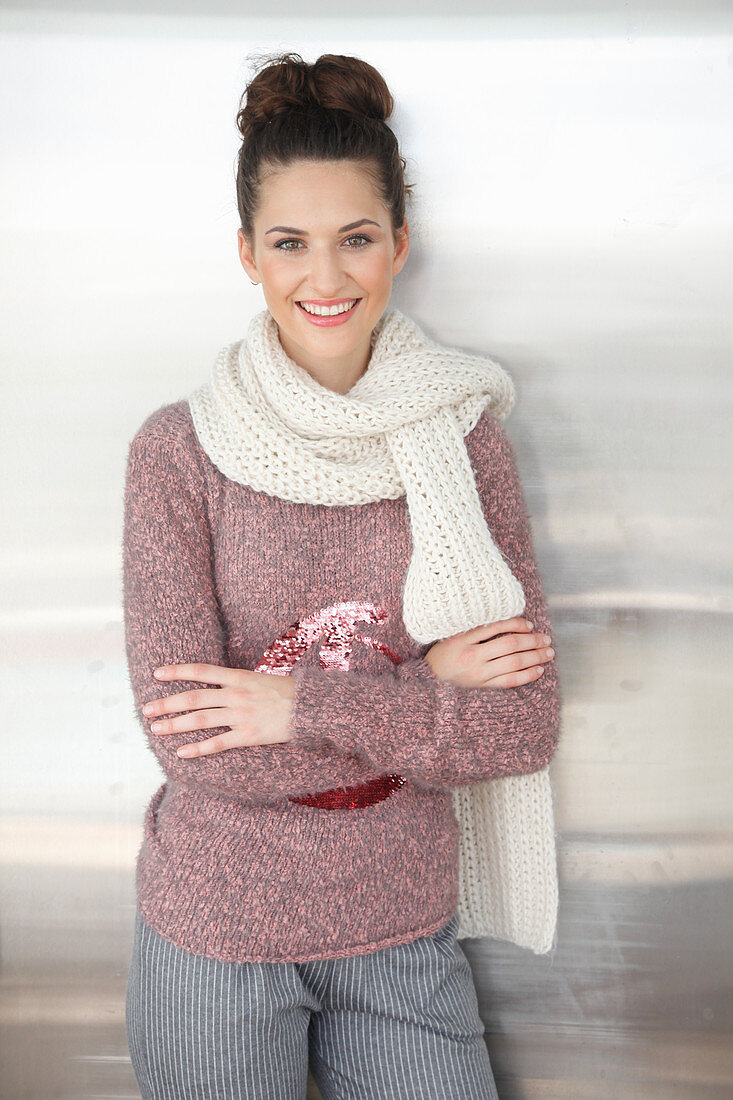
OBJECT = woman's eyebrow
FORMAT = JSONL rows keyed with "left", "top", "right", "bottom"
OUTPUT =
{"left": 265, "top": 218, "right": 381, "bottom": 236}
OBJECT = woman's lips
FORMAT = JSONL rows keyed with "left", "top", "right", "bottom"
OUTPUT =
{"left": 296, "top": 299, "right": 361, "bottom": 327}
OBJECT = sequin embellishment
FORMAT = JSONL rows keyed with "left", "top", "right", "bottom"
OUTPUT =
{"left": 253, "top": 601, "right": 407, "bottom": 810}
{"left": 289, "top": 773, "right": 407, "bottom": 809}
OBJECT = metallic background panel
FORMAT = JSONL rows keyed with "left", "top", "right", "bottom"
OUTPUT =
{"left": 1, "top": 2, "right": 732, "bottom": 1097}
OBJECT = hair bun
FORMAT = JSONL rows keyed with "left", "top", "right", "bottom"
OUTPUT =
{"left": 234, "top": 50, "right": 412, "bottom": 245}
{"left": 237, "top": 51, "right": 393, "bottom": 139}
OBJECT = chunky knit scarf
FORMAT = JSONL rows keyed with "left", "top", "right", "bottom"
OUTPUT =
{"left": 188, "top": 307, "right": 558, "bottom": 954}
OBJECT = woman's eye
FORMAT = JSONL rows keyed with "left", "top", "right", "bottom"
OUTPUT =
{"left": 344, "top": 234, "right": 372, "bottom": 248}
{"left": 273, "top": 234, "right": 372, "bottom": 252}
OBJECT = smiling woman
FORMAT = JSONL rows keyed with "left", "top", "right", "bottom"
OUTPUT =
{"left": 122, "top": 48, "right": 560, "bottom": 1100}
{"left": 230, "top": 53, "right": 413, "bottom": 394}
{"left": 236, "top": 160, "right": 410, "bottom": 390}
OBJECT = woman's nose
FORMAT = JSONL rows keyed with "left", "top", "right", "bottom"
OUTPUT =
{"left": 307, "top": 247, "right": 346, "bottom": 296}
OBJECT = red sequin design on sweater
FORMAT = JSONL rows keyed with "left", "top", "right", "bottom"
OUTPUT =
{"left": 253, "top": 601, "right": 407, "bottom": 809}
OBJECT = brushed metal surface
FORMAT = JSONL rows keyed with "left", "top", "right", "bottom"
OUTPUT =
{"left": 1, "top": 8, "right": 731, "bottom": 1098}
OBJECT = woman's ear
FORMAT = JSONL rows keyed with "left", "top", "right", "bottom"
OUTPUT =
{"left": 392, "top": 220, "right": 410, "bottom": 276}
{"left": 237, "top": 229, "right": 259, "bottom": 282}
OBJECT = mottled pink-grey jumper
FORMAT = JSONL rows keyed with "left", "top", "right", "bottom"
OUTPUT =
{"left": 122, "top": 399, "right": 561, "bottom": 963}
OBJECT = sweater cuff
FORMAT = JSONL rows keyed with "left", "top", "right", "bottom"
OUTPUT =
{"left": 287, "top": 660, "right": 437, "bottom": 758}
{"left": 396, "top": 654, "right": 439, "bottom": 683}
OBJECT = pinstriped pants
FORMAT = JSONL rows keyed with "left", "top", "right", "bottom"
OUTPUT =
{"left": 125, "top": 905, "right": 499, "bottom": 1099}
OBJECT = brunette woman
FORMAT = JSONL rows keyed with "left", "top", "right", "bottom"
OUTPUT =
{"left": 123, "top": 50, "right": 561, "bottom": 1100}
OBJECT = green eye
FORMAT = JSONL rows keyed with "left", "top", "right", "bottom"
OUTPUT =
{"left": 273, "top": 234, "right": 373, "bottom": 251}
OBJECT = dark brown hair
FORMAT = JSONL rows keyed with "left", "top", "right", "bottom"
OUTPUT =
{"left": 235, "top": 51, "right": 413, "bottom": 247}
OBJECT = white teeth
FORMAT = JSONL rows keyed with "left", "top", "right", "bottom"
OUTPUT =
{"left": 298, "top": 299, "right": 357, "bottom": 316}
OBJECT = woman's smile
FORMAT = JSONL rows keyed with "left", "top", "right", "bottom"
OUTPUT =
{"left": 296, "top": 297, "right": 362, "bottom": 325}
{"left": 237, "top": 158, "right": 410, "bottom": 393}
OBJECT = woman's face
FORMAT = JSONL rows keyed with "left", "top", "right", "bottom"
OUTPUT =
{"left": 237, "top": 158, "right": 410, "bottom": 391}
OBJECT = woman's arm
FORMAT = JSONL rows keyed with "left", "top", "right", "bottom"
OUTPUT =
{"left": 122, "top": 425, "right": 407, "bottom": 805}
{"left": 287, "top": 411, "right": 562, "bottom": 791}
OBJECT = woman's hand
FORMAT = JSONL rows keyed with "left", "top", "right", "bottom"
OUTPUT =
{"left": 142, "top": 663, "right": 296, "bottom": 758}
{"left": 424, "top": 617, "right": 554, "bottom": 689}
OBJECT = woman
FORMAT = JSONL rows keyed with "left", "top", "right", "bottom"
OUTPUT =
{"left": 123, "top": 51, "right": 561, "bottom": 1100}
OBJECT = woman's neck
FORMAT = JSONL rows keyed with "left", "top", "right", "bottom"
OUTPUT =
{"left": 276, "top": 327, "right": 371, "bottom": 395}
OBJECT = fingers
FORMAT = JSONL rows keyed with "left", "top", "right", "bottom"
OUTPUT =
{"left": 149, "top": 707, "right": 241, "bottom": 736}
{"left": 469, "top": 617, "right": 535, "bottom": 642}
{"left": 176, "top": 727, "right": 289, "bottom": 757}
{"left": 484, "top": 631, "right": 553, "bottom": 659}
{"left": 143, "top": 686, "right": 233, "bottom": 718}
{"left": 499, "top": 643, "right": 554, "bottom": 672}
{"left": 176, "top": 731, "right": 243, "bottom": 758}
{"left": 152, "top": 662, "right": 256, "bottom": 687}
{"left": 483, "top": 645, "right": 555, "bottom": 689}
{"left": 484, "top": 664, "right": 548, "bottom": 689}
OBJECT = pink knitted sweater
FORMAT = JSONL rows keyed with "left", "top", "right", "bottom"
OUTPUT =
{"left": 122, "top": 399, "right": 561, "bottom": 963}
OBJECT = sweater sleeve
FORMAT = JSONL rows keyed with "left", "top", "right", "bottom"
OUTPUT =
{"left": 122, "top": 425, "right": 409, "bottom": 806}
{"left": 287, "top": 412, "right": 562, "bottom": 791}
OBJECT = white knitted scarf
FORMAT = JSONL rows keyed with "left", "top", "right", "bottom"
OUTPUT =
{"left": 188, "top": 307, "right": 558, "bottom": 954}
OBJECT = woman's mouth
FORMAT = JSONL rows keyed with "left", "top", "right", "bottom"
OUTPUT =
{"left": 296, "top": 298, "right": 361, "bottom": 327}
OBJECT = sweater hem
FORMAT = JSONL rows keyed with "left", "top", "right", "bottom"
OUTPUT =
{"left": 135, "top": 896, "right": 460, "bottom": 965}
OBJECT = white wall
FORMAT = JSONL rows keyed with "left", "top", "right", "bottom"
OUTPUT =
{"left": 1, "top": 6, "right": 731, "bottom": 1097}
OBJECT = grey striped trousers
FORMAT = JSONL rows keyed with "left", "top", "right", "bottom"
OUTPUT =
{"left": 125, "top": 905, "right": 500, "bottom": 1099}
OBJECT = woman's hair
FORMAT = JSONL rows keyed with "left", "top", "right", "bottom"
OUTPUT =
{"left": 235, "top": 51, "right": 413, "bottom": 246}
